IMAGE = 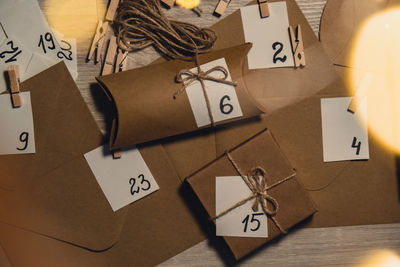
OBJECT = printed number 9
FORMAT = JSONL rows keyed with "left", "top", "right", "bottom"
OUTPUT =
{"left": 17, "top": 132, "right": 29, "bottom": 151}
{"left": 219, "top": 95, "right": 233, "bottom": 115}
{"left": 242, "top": 213, "right": 264, "bottom": 232}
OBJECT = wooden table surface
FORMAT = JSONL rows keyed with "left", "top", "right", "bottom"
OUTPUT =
{"left": 37, "top": 0, "right": 400, "bottom": 266}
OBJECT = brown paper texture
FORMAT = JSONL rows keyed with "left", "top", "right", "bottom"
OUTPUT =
{"left": 96, "top": 43, "right": 264, "bottom": 151}
{"left": 167, "top": 0, "right": 400, "bottom": 228}
{"left": 187, "top": 129, "right": 316, "bottom": 259}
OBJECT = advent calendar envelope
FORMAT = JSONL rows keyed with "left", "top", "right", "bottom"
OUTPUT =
{"left": 164, "top": 0, "right": 400, "bottom": 228}
{"left": 96, "top": 43, "right": 264, "bottom": 151}
{"left": 187, "top": 129, "right": 316, "bottom": 259}
{"left": 0, "top": 143, "right": 206, "bottom": 267}
{"left": 0, "top": 62, "right": 128, "bottom": 251}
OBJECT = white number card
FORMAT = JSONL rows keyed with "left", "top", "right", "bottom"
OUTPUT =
{"left": 240, "top": 2, "right": 294, "bottom": 69}
{"left": 0, "top": 92, "right": 35, "bottom": 155}
{"left": 184, "top": 58, "right": 243, "bottom": 128}
{"left": 321, "top": 97, "right": 369, "bottom": 162}
{"left": 216, "top": 176, "right": 267, "bottom": 238}
{"left": 84, "top": 145, "right": 159, "bottom": 212}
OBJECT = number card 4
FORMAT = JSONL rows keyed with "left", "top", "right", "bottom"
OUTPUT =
{"left": 321, "top": 97, "right": 369, "bottom": 162}
{"left": 216, "top": 176, "right": 267, "bottom": 238}
{"left": 184, "top": 58, "right": 243, "bottom": 128}
{"left": 84, "top": 145, "right": 159, "bottom": 212}
{"left": 0, "top": 92, "right": 35, "bottom": 155}
{"left": 240, "top": 2, "right": 295, "bottom": 69}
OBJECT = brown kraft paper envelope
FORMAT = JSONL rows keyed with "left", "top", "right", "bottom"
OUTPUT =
{"left": 165, "top": 0, "right": 400, "bottom": 227}
{"left": 187, "top": 129, "right": 317, "bottom": 259}
{"left": 0, "top": 62, "right": 127, "bottom": 251}
{"left": 96, "top": 43, "right": 264, "bottom": 151}
{"left": 320, "top": 0, "right": 400, "bottom": 68}
{"left": 0, "top": 142, "right": 206, "bottom": 266}
{"left": 160, "top": 0, "right": 344, "bottom": 180}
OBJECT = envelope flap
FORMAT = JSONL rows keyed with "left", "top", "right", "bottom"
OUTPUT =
{"left": 0, "top": 63, "right": 127, "bottom": 251}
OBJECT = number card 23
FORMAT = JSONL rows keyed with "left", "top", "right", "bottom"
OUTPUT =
{"left": 216, "top": 176, "right": 268, "bottom": 238}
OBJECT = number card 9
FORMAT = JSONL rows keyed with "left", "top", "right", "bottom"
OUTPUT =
{"left": 0, "top": 92, "right": 35, "bottom": 155}
{"left": 216, "top": 176, "right": 268, "bottom": 238}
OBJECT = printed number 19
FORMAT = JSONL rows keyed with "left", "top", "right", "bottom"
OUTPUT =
{"left": 242, "top": 213, "right": 264, "bottom": 232}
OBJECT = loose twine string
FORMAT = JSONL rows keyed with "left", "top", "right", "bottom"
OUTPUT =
{"left": 210, "top": 152, "right": 297, "bottom": 234}
{"left": 114, "top": 0, "right": 217, "bottom": 61}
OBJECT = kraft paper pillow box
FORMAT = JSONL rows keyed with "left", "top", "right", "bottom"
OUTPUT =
{"left": 187, "top": 129, "right": 316, "bottom": 259}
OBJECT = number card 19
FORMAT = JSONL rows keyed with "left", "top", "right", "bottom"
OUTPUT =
{"left": 216, "top": 176, "right": 268, "bottom": 238}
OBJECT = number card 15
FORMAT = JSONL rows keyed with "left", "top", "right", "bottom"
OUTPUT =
{"left": 84, "top": 145, "right": 159, "bottom": 212}
{"left": 0, "top": 92, "right": 35, "bottom": 155}
{"left": 216, "top": 176, "right": 268, "bottom": 238}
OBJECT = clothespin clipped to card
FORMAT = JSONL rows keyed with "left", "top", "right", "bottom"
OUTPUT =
{"left": 161, "top": 0, "right": 175, "bottom": 8}
{"left": 348, "top": 73, "right": 372, "bottom": 113}
{"left": 258, "top": 0, "right": 270, "bottom": 18}
{"left": 7, "top": 65, "right": 22, "bottom": 108}
{"left": 88, "top": 0, "right": 120, "bottom": 63}
{"left": 115, "top": 49, "right": 128, "bottom": 72}
{"left": 102, "top": 36, "right": 118, "bottom": 75}
{"left": 214, "top": 0, "right": 231, "bottom": 16}
{"left": 289, "top": 24, "right": 306, "bottom": 68}
{"left": 112, "top": 148, "right": 122, "bottom": 159}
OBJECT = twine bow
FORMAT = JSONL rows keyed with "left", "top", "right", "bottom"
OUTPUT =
{"left": 174, "top": 56, "right": 237, "bottom": 126}
{"left": 210, "top": 152, "right": 297, "bottom": 234}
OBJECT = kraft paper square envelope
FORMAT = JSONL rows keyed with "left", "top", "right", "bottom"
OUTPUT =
{"left": 163, "top": 0, "right": 400, "bottom": 228}
{"left": 0, "top": 63, "right": 205, "bottom": 266}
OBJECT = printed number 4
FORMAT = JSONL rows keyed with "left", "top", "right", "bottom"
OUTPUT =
{"left": 129, "top": 174, "right": 151, "bottom": 196}
{"left": 242, "top": 213, "right": 264, "bottom": 232}
{"left": 352, "top": 137, "right": 361, "bottom": 155}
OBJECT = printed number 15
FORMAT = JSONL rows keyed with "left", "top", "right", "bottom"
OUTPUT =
{"left": 242, "top": 213, "right": 264, "bottom": 232}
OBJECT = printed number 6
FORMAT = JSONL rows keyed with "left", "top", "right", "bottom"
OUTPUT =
{"left": 16, "top": 132, "right": 29, "bottom": 151}
{"left": 242, "top": 213, "right": 264, "bottom": 232}
{"left": 219, "top": 95, "right": 233, "bottom": 115}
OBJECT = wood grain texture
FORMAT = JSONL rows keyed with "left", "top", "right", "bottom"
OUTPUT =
{"left": 35, "top": 0, "right": 400, "bottom": 266}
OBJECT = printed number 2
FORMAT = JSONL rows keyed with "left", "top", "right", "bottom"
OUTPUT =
{"left": 241, "top": 213, "right": 264, "bottom": 232}
{"left": 129, "top": 174, "right": 151, "bottom": 196}
{"left": 272, "top": 42, "right": 287, "bottom": 64}
{"left": 16, "top": 132, "right": 29, "bottom": 151}
{"left": 352, "top": 137, "right": 361, "bottom": 155}
{"left": 219, "top": 95, "right": 233, "bottom": 115}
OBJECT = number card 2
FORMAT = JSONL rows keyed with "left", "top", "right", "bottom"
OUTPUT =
{"left": 185, "top": 58, "right": 243, "bottom": 128}
{"left": 0, "top": 92, "right": 35, "bottom": 155}
{"left": 321, "top": 97, "right": 369, "bottom": 162}
{"left": 240, "top": 2, "right": 294, "bottom": 69}
{"left": 84, "top": 145, "right": 159, "bottom": 211}
{"left": 216, "top": 176, "right": 267, "bottom": 238}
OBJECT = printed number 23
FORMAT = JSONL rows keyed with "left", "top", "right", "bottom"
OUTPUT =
{"left": 242, "top": 213, "right": 264, "bottom": 232}
{"left": 129, "top": 174, "right": 151, "bottom": 196}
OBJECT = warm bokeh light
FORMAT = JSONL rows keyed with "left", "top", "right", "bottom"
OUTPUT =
{"left": 350, "top": 8, "right": 400, "bottom": 153}
{"left": 354, "top": 250, "right": 400, "bottom": 267}
{"left": 44, "top": 0, "right": 100, "bottom": 40}
{"left": 176, "top": 0, "right": 201, "bottom": 9}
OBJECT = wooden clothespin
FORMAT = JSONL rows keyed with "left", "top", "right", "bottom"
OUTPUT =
{"left": 289, "top": 24, "right": 306, "bottom": 68}
{"left": 87, "top": 0, "right": 120, "bottom": 63}
{"left": 161, "top": 0, "right": 175, "bottom": 8}
{"left": 112, "top": 148, "right": 122, "bottom": 159}
{"left": 102, "top": 36, "right": 118, "bottom": 75}
{"left": 348, "top": 73, "right": 372, "bottom": 113}
{"left": 7, "top": 65, "right": 21, "bottom": 108}
{"left": 115, "top": 49, "right": 128, "bottom": 72}
{"left": 214, "top": 0, "right": 230, "bottom": 16}
{"left": 258, "top": 0, "right": 270, "bottom": 18}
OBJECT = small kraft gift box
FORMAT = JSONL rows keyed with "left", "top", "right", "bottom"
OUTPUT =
{"left": 187, "top": 128, "right": 317, "bottom": 259}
